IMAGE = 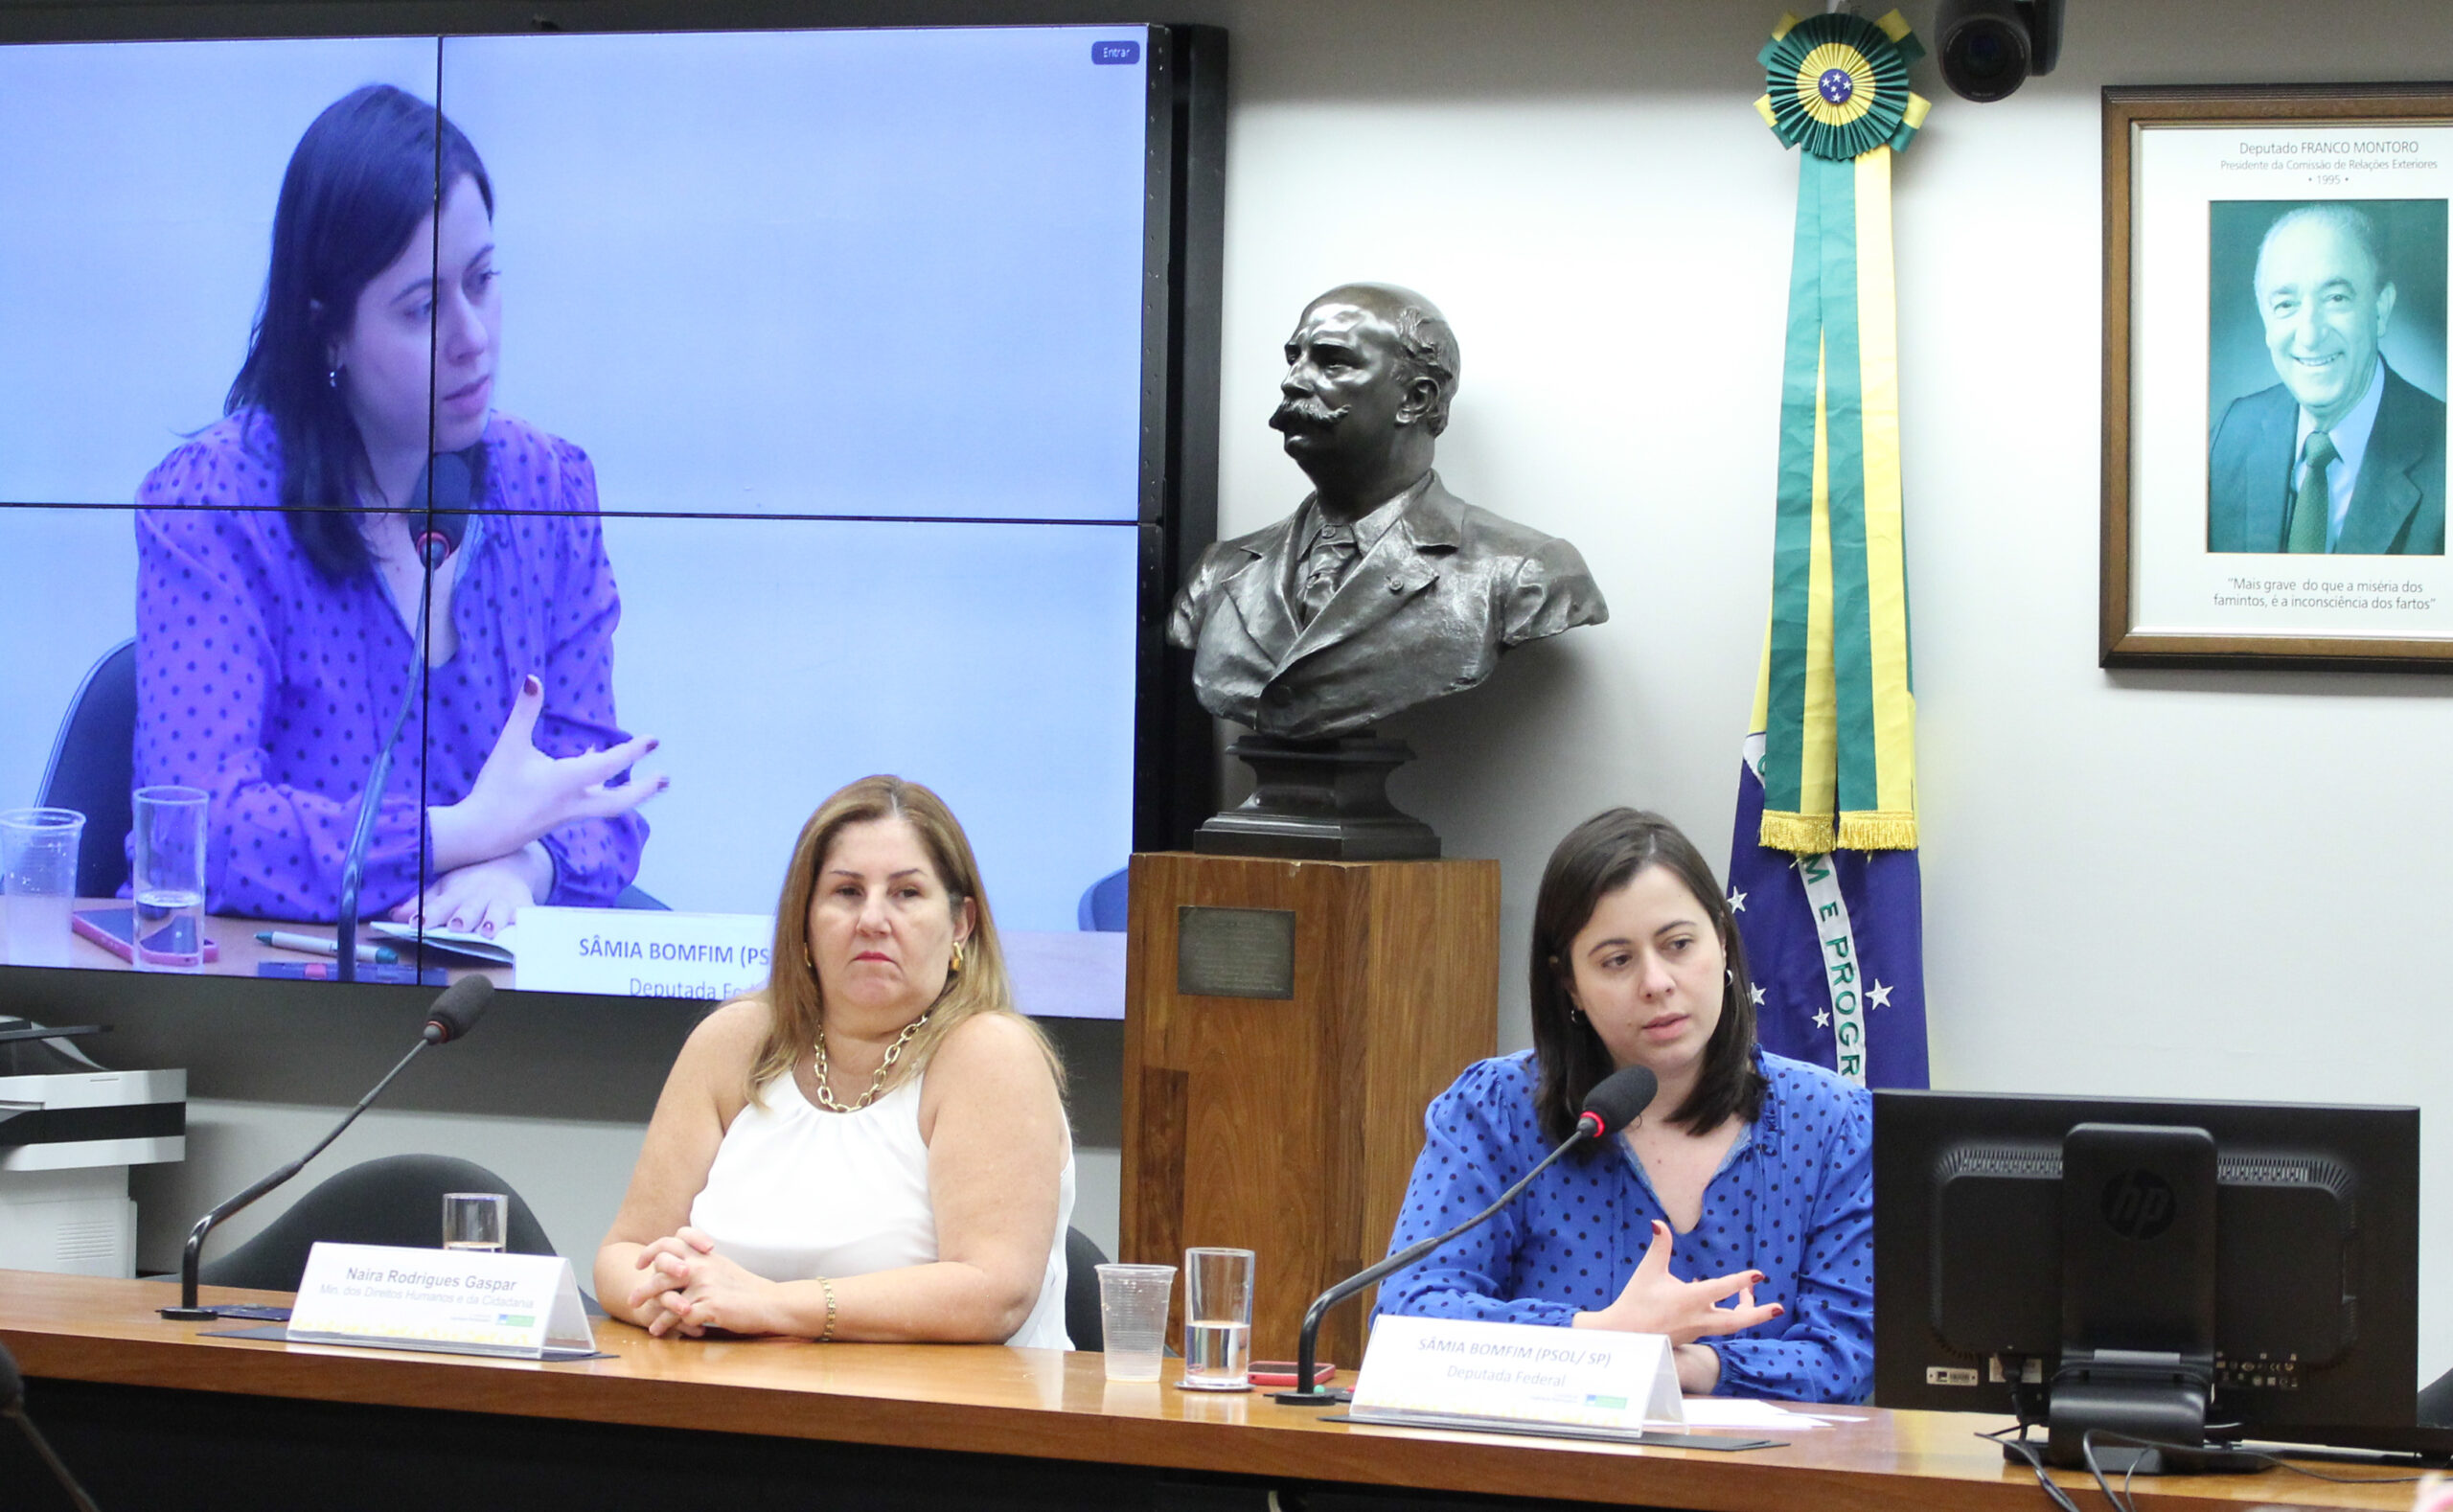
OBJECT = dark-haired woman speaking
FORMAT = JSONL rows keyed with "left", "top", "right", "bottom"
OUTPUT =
{"left": 1373, "top": 809, "right": 1874, "bottom": 1403}
{"left": 132, "top": 85, "right": 661, "bottom": 932}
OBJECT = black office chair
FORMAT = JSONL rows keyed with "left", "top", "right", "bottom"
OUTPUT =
{"left": 34, "top": 637, "right": 137, "bottom": 899}
{"left": 1064, "top": 1226, "right": 1110, "bottom": 1351}
{"left": 197, "top": 1154, "right": 558, "bottom": 1292}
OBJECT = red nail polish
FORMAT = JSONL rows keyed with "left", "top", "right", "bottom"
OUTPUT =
{"left": 524, "top": 674, "right": 541, "bottom": 695}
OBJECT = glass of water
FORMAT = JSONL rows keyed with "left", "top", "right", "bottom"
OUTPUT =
{"left": 442, "top": 1192, "right": 509, "bottom": 1252}
{"left": 130, "top": 786, "right": 208, "bottom": 971}
{"left": 1180, "top": 1246, "right": 1255, "bottom": 1391}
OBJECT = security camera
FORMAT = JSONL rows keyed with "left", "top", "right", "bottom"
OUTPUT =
{"left": 1934, "top": 0, "right": 2062, "bottom": 103}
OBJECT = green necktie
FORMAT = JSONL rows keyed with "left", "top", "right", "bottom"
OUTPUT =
{"left": 2285, "top": 430, "right": 2339, "bottom": 554}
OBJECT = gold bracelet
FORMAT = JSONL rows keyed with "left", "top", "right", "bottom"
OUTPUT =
{"left": 816, "top": 1275, "right": 838, "bottom": 1343}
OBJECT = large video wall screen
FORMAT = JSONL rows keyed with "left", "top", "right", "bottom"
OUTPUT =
{"left": 0, "top": 27, "right": 1162, "bottom": 1016}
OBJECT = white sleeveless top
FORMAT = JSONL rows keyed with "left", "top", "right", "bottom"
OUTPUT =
{"left": 688, "top": 1066, "right": 1075, "bottom": 1349}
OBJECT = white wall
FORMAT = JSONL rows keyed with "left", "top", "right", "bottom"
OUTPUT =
{"left": 107, "top": 0, "right": 2453, "bottom": 1381}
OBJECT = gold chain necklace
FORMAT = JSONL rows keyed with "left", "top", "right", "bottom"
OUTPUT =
{"left": 811, "top": 1013, "right": 930, "bottom": 1112}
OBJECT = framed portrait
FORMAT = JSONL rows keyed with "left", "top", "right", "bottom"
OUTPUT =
{"left": 2104, "top": 84, "right": 2453, "bottom": 669}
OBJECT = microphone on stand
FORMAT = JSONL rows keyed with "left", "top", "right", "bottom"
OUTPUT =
{"left": 159, "top": 977, "right": 493, "bottom": 1320}
{"left": 334, "top": 449, "right": 475, "bottom": 983}
{"left": 0, "top": 1339, "right": 103, "bottom": 1512}
{"left": 1274, "top": 1064, "right": 1660, "bottom": 1406}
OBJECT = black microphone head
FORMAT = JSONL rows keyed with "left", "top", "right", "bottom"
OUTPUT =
{"left": 422, "top": 975, "right": 494, "bottom": 1044}
{"left": 1577, "top": 1065, "right": 1660, "bottom": 1139}
{"left": 0, "top": 1336, "right": 21, "bottom": 1412}
{"left": 413, "top": 449, "right": 476, "bottom": 561}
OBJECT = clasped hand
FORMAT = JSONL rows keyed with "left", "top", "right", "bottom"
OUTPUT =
{"left": 1572, "top": 1220, "right": 1786, "bottom": 1343}
{"left": 629, "top": 1226, "right": 775, "bottom": 1339}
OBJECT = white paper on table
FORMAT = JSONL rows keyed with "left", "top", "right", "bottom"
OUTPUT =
{"left": 1668, "top": 1398, "right": 1833, "bottom": 1431}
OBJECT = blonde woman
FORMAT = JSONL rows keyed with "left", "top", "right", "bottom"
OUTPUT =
{"left": 595, "top": 775, "right": 1072, "bottom": 1344}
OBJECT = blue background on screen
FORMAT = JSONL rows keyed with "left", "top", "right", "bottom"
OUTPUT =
{"left": 443, "top": 29, "right": 1149, "bottom": 521}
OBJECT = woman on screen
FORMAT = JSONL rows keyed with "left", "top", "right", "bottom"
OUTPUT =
{"left": 595, "top": 776, "right": 1074, "bottom": 1346}
{"left": 1372, "top": 809, "right": 1874, "bottom": 1403}
{"left": 131, "top": 83, "right": 660, "bottom": 933}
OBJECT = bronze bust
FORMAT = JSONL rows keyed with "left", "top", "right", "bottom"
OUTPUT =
{"left": 1169, "top": 284, "right": 1607, "bottom": 744}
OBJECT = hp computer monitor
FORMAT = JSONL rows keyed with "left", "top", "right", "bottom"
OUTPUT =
{"left": 1874, "top": 1088, "right": 2423, "bottom": 1470}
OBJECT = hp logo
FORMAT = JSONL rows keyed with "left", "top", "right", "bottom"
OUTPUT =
{"left": 2100, "top": 1169, "right": 2177, "bottom": 1240}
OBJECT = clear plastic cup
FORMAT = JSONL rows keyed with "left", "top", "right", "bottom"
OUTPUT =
{"left": 0, "top": 808, "right": 85, "bottom": 968}
{"left": 1181, "top": 1246, "right": 1255, "bottom": 1390}
{"left": 1095, "top": 1262, "right": 1176, "bottom": 1382}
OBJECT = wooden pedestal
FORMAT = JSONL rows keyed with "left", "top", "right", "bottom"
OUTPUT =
{"left": 1119, "top": 852, "right": 1500, "bottom": 1369}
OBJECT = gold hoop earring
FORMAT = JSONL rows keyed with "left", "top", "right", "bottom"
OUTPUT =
{"left": 802, "top": 945, "right": 815, "bottom": 974}
{"left": 948, "top": 941, "right": 965, "bottom": 975}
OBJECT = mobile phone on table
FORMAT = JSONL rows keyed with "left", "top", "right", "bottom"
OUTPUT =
{"left": 1248, "top": 1361, "right": 1337, "bottom": 1386}
{"left": 72, "top": 906, "right": 219, "bottom": 963}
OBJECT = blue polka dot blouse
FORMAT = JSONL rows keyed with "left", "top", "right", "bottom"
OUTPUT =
{"left": 1370, "top": 1047, "right": 1874, "bottom": 1403}
{"left": 130, "top": 409, "right": 647, "bottom": 921}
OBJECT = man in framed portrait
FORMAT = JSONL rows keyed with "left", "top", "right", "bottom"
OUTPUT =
{"left": 2208, "top": 202, "right": 2446, "bottom": 556}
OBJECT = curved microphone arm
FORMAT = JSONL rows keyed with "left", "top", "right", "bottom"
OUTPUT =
{"left": 161, "top": 1035, "right": 430, "bottom": 1318}
{"left": 1279, "top": 1124, "right": 1594, "bottom": 1405}
{"left": 335, "top": 538, "right": 444, "bottom": 983}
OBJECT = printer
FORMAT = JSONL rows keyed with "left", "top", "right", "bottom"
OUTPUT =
{"left": 0, "top": 1017, "right": 185, "bottom": 1275}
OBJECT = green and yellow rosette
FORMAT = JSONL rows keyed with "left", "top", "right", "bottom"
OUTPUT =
{"left": 1747, "top": 11, "right": 1929, "bottom": 856}
{"left": 1756, "top": 10, "right": 1928, "bottom": 161}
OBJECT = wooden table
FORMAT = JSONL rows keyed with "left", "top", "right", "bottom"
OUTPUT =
{"left": 0, "top": 1271, "right": 2425, "bottom": 1512}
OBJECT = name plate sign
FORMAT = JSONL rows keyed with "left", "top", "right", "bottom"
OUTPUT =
{"left": 516, "top": 907, "right": 776, "bottom": 1000}
{"left": 1350, "top": 1316, "right": 1684, "bottom": 1432}
{"left": 291, "top": 1242, "right": 596, "bottom": 1359}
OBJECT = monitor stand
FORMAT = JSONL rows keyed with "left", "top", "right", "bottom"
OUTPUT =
{"left": 2029, "top": 1124, "right": 2264, "bottom": 1476}
{"left": 2029, "top": 1350, "right": 2262, "bottom": 1474}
